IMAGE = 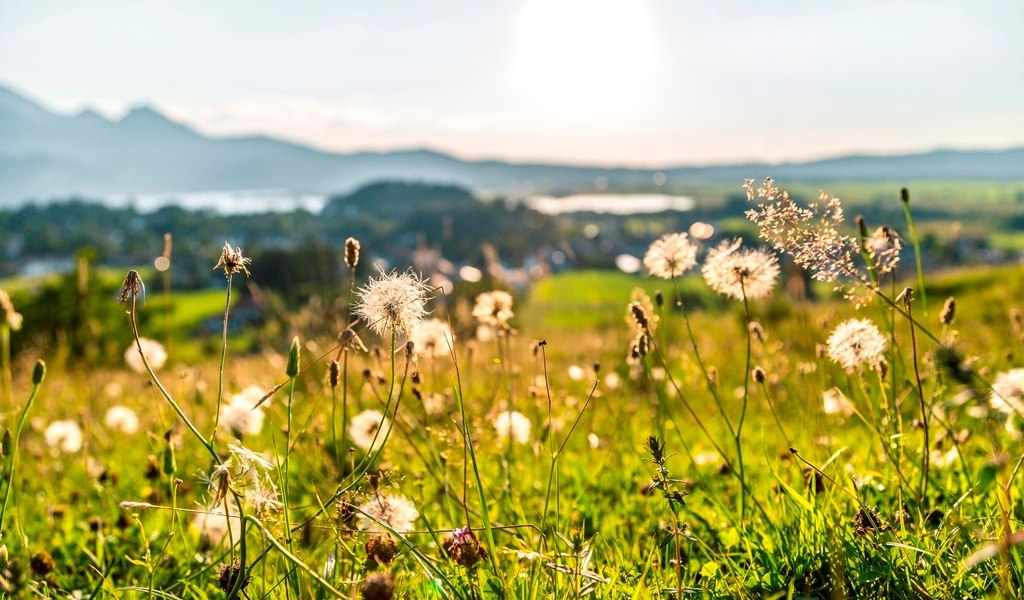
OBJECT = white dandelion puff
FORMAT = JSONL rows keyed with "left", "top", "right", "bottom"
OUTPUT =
{"left": 701, "top": 239, "right": 780, "bottom": 300}
{"left": 642, "top": 232, "right": 698, "bottom": 279}
{"left": 990, "top": 369, "right": 1024, "bottom": 416}
{"left": 822, "top": 387, "right": 855, "bottom": 417}
{"left": 472, "top": 291, "right": 514, "bottom": 329}
{"left": 348, "top": 409, "right": 392, "bottom": 452}
{"left": 826, "top": 318, "right": 887, "bottom": 370}
{"left": 493, "top": 410, "right": 531, "bottom": 444}
{"left": 104, "top": 406, "right": 140, "bottom": 435}
{"left": 408, "top": 318, "right": 454, "bottom": 359}
{"left": 355, "top": 269, "right": 431, "bottom": 337}
{"left": 219, "top": 396, "right": 265, "bottom": 439}
{"left": 124, "top": 337, "right": 167, "bottom": 374}
{"left": 357, "top": 494, "right": 419, "bottom": 533}
{"left": 44, "top": 420, "right": 83, "bottom": 453}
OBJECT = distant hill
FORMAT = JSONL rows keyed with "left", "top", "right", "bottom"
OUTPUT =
{"left": 1, "top": 83, "right": 1021, "bottom": 205}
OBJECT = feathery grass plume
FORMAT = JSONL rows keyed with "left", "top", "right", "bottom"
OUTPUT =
{"left": 219, "top": 394, "right": 266, "bottom": 439}
{"left": 472, "top": 290, "right": 514, "bottom": 329}
{"left": 355, "top": 269, "right": 431, "bottom": 336}
{"left": 44, "top": 420, "right": 83, "bottom": 453}
{"left": 826, "top": 318, "right": 887, "bottom": 371}
{"left": 214, "top": 242, "right": 251, "bottom": 278}
{"left": 642, "top": 232, "right": 698, "bottom": 279}
{"left": 408, "top": 318, "right": 453, "bottom": 359}
{"left": 493, "top": 410, "right": 531, "bottom": 444}
{"left": 357, "top": 494, "right": 419, "bottom": 532}
{"left": 701, "top": 239, "right": 780, "bottom": 300}
{"left": 361, "top": 572, "right": 396, "bottom": 600}
{"left": 344, "top": 237, "right": 361, "bottom": 269}
{"left": 940, "top": 297, "right": 957, "bottom": 325}
{"left": 124, "top": 338, "right": 167, "bottom": 374}
{"left": 104, "top": 406, "right": 139, "bottom": 434}
{"left": 744, "top": 178, "right": 865, "bottom": 297}
{"left": 0, "top": 291, "right": 22, "bottom": 331}
{"left": 348, "top": 409, "right": 392, "bottom": 452}
{"left": 989, "top": 369, "right": 1024, "bottom": 416}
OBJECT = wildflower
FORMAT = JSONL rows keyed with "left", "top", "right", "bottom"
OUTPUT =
{"left": 44, "top": 420, "right": 83, "bottom": 453}
{"left": 443, "top": 526, "right": 487, "bottom": 569}
{"left": 355, "top": 269, "right": 431, "bottom": 336}
{"left": 408, "top": 318, "right": 454, "bottom": 359}
{"left": 357, "top": 494, "right": 419, "bottom": 533}
{"left": 823, "top": 388, "right": 855, "bottom": 417}
{"left": 744, "top": 178, "right": 860, "bottom": 286}
{"left": 365, "top": 534, "right": 398, "bottom": 566}
{"left": 701, "top": 239, "right": 780, "bottom": 300}
{"left": 642, "top": 232, "right": 698, "bottom": 279}
{"left": 493, "top": 410, "right": 531, "bottom": 444}
{"left": 361, "top": 572, "right": 396, "bottom": 600}
{"left": 865, "top": 226, "right": 902, "bottom": 275}
{"left": 124, "top": 337, "right": 167, "bottom": 374}
{"left": 826, "top": 318, "right": 887, "bottom": 370}
{"left": 349, "top": 409, "right": 392, "bottom": 452}
{"left": 214, "top": 242, "right": 251, "bottom": 278}
{"left": 345, "top": 237, "right": 361, "bottom": 268}
{"left": 0, "top": 290, "right": 23, "bottom": 331}
{"left": 104, "top": 406, "right": 140, "bottom": 434}
{"left": 472, "top": 291, "right": 514, "bottom": 329}
{"left": 989, "top": 369, "right": 1024, "bottom": 416}
{"left": 219, "top": 396, "right": 265, "bottom": 439}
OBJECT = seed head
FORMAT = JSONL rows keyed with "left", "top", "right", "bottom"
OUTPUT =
{"left": 472, "top": 291, "right": 514, "bottom": 329}
{"left": 643, "top": 232, "right": 698, "bottom": 279}
{"left": 443, "top": 526, "right": 487, "bottom": 570}
{"left": 286, "top": 336, "right": 300, "bottom": 377}
{"left": 357, "top": 494, "right": 419, "bottom": 533}
{"left": 345, "top": 237, "right": 361, "bottom": 269}
{"left": 701, "top": 239, "right": 780, "bottom": 300}
{"left": 214, "top": 242, "right": 251, "bottom": 278}
{"left": 365, "top": 534, "right": 398, "bottom": 566}
{"left": 752, "top": 366, "right": 766, "bottom": 384}
{"left": 329, "top": 360, "right": 340, "bottom": 388}
{"left": 355, "top": 269, "right": 431, "bottom": 337}
{"left": 826, "top": 318, "right": 887, "bottom": 371}
{"left": 118, "top": 270, "right": 145, "bottom": 306}
{"left": 940, "top": 297, "right": 956, "bottom": 325}
{"left": 361, "top": 572, "right": 396, "bottom": 600}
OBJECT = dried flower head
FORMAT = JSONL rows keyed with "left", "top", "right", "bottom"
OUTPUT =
{"left": 345, "top": 237, "right": 361, "bottom": 268}
{"left": 365, "top": 534, "right": 398, "bottom": 566}
{"left": 355, "top": 269, "right": 431, "bottom": 336}
{"left": 493, "top": 410, "right": 531, "bottom": 444}
{"left": 357, "top": 494, "right": 419, "bottom": 533}
{"left": 349, "top": 409, "right": 392, "bottom": 452}
{"left": 826, "top": 318, "right": 887, "bottom": 371}
{"left": 216, "top": 560, "right": 251, "bottom": 594}
{"left": 472, "top": 291, "right": 514, "bottom": 329}
{"left": 643, "top": 232, "right": 698, "bottom": 279}
{"left": 124, "top": 337, "right": 167, "bottom": 374}
{"left": 44, "top": 420, "right": 83, "bottom": 453}
{"left": 701, "top": 239, "right": 780, "bottom": 300}
{"left": 408, "top": 318, "right": 454, "bottom": 359}
{"left": 361, "top": 572, "right": 396, "bottom": 600}
{"left": 990, "top": 369, "right": 1024, "bottom": 416}
{"left": 443, "top": 526, "right": 488, "bottom": 569}
{"left": 214, "top": 242, "right": 251, "bottom": 277}
{"left": 0, "top": 290, "right": 23, "bottom": 331}
{"left": 104, "top": 406, "right": 140, "bottom": 434}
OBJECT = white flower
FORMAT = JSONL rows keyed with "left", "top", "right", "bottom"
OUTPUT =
{"left": 701, "top": 239, "right": 780, "bottom": 300}
{"left": 354, "top": 269, "right": 431, "bottom": 336}
{"left": 822, "top": 387, "right": 855, "bottom": 417}
{"left": 219, "top": 396, "right": 265, "bottom": 439}
{"left": 124, "top": 337, "right": 167, "bottom": 374}
{"left": 104, "top": 406, "right": 139, "bottom": 434}
{"left": 588, "top": 432, "right": 601, "bottom": 449}
{"left": 348, "top": 409, "right": 392, "bottom": 452}
{"left": 408, "top": 318, "right": 454, "bottom": 359}
{"left": 826, "top": 319, "right": 887, "bottom": 370}
{"left": 990, "top": 369, "right": 1024, "bottom": 416}
{"left": 643, "top": 232, "right": 698, "bottom": 279}
{"left": 567, "top": 365, "right": 585, "bottom": 381}
{"left": 472, "top": 291, "right": 514, "bottom": 329}
{"left": 44, "top": 420, "right": 83, "bottom": 453}
{"left": 357, "top": 494, "right": 419, "bottom": 533}
{"left": 231, "top": 384, "right": 270, "bottom": 409}
{"left": 493, "top": 410, "right": 531, "bottom": 444}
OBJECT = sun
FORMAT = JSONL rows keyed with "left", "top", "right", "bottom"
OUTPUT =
{"left": 509, "top": 0, "right": 662, "bottom": 121}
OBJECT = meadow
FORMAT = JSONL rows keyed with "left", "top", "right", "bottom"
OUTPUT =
{"left": 2, "top": 180, "right": 1024, "bottom": 599}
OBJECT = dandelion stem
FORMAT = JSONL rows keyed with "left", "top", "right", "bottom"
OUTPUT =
{"left": 211, "top": 272, "right": 233, "bottom": 446}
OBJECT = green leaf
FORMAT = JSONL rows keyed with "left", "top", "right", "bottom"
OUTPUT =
{"left": 976, "top": 463, "right": 998, "bottom": 495}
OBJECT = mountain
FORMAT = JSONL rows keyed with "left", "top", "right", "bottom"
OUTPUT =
{"left": 1, "top": 84, "right": 1021, "bottom": 205}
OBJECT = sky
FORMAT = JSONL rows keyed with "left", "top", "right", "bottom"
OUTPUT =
{"left": 1, "top": 0, "right": 1022, "bottom": 166}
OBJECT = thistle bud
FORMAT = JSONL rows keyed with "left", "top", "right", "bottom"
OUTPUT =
{"left": 940, "top": 297, "right": 956, "bottom": 326}
{"left": 32, "top": 359, "right": 46, "bottom": 385}
{"left": 344, "top": 237, "right": 360, "bottom": 268}
{"left": 286, "top": 336, "right": 301, "bottom": 378}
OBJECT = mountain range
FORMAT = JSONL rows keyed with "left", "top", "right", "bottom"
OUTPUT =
{"left": 1, "top": 84, "right": 1021, "bottom": 206}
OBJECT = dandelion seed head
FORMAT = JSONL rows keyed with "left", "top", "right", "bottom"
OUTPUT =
{"left": 493, "top": 410, "right": 531, "bottom": 444}
{"left": 214, "top": 242, "right": 251, "bottom": 278}
{"left": 642, "top": 232, "right": 698, "bottom": 279}
{"left": 701, "top": 239, "right": 780, "bottom": 300}
{"left": 219, "top": 396, "right": 265, "bottom": 439}
{"left": 357, "top": 494, "right": 419, "bottom": 533}
{"left": 822, "top": 387, "right": 855, "bottom": 417}
{"left": 355, "top": 269, "right": 431, "bottom": 336}
{"left": 104, "top": 406, "right": 140, "bottom": 435}
{"left": 408, "top": 318, "right": 454, "bottom": 359}
{"left": 826, "top": 318, "right": 887, "bottom": 370}
{"left": 472, "top": 291, "right": 514, "bottom": 329}
{"left": 192, "top": 503, "right": 241, "bottom": 546}
{"left": 349, "top": 409, "right": 392, "bottom": 452}
{"left": 44, "top": 420, "right": 83, "bottom": 453}
{"left": 990, "top": 368, "right": 1024, "bottom": 416}
{"left": 124, "top": 337, "right": 167, "bottom": 374}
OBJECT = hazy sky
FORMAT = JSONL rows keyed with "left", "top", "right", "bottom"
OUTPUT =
{"left": 2, "top": 0, "right": 1022, "bottom": 166}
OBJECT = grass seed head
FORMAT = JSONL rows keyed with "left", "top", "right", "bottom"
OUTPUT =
{"left": 345, "top": 237, "right": 361, "bottom": 268}
{"left": 940, "top": 296, "right": 957, "bottom": 325}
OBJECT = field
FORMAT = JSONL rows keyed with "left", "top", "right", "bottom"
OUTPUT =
{"left": 3, "top": 185, "right": 1024, "bottom": 599}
